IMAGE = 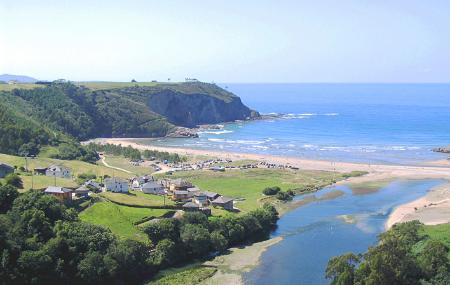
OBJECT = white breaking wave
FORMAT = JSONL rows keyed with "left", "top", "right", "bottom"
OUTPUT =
{"left": 198, "top": 130, "right": 233, "bottom": 135}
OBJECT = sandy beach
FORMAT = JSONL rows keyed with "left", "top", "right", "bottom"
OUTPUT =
{"left": 92, "top": 138, "right": 450, "bottom": 180}
{"left": 386, "top": 183, "right": 450, "bottom": 228}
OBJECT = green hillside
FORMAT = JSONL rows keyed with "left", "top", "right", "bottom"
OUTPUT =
{"left": 0, "top": 81, "right": 257, "bottom": 158}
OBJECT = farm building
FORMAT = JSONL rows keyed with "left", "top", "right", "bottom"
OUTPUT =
{"left": 212, "top": 196, "right": 234, "bottom": 211}
{"left": 46, "top": 165, "right": 71, "bottom": 178}
{"left": 141, "top": 181, "right": 165, "bottom": 195}
{"left": 44, "top": 186, "right": 73, "bottom": 202}
{"left": 104, "top": 178, "right": 129, "bottom": 193}
{"left": 0, "top": 162, "right": 14, "bottom": 178}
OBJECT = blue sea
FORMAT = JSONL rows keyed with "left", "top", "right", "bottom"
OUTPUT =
{"left": 144, "top": 83, "right": 450, "bottom": 165}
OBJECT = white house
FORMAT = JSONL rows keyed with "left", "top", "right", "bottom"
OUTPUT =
{"left": 141, "top": 181, "right": 165, "bottom": 195}
{"left": 45, "top": 165, "right": 71, "bottom": 178}
{"left": 131, "top": 175, "right": 153, "bottom": 189}
{"left": 104, "top": 178, "right": 129, "bottom": 193}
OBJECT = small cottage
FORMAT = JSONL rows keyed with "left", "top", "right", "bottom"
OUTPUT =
{"left": 74, "top": 185, "right": 90, "bottom": 198}
{"left": 212, "top": 196, "right": 234, "bottom": 211}
{"left": 141, "top": 181, "right": 165, "bottom": 195}
{"left": 131, "top": 175, "right": 153, "bottom": 189}
{"left": 193, "top": 192, "right": 208, "bottom": 207}
{"left": 33, "top": 167, "right": 48, "bottom": 175}
{"left": 104, "top": 178, "right": 129, "bottom": 193}
{"left": 0, "top": 162, "right": 14, "bottom": 178}
{"left": 44, "top": 186, "right": 73, "bottom": 202}
{"left": 46, "top": 165, "right": 71, "bottom": 178}
{"left": 169, "top": 179, "right": 192, "bottom": 192}
{"left": 182, "top": 202, "right": 200, "bottom": 212}
{"left": 204, "top": 191, "right": 220, "bottom": 201}
{"left": 172, "top": 190, "right": 190, "bottom": 201}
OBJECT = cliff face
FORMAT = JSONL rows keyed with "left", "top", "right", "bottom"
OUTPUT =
{"left": 145, "top": 88, "right": 258, "bottom": 127}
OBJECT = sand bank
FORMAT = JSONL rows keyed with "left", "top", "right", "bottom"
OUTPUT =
{"left": 386, "top": 183, "right": 450, "bottom": 229}
{"left": 201, "top": 237, "right": 282, "bottom": 285}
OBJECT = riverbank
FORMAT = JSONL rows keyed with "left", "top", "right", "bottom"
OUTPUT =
{"left": 386, "top": 182, "right": 450, "bottom": 229}
{"left": 201, "top": 237, "right": 283, "bottom": 285}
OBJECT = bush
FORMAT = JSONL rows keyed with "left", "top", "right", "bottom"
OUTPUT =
{"left": 263, "top": 186, "right": 281, "bottom": 195}
{"left": 5, "top": 173, "right": 23, "bottom": 189}
{"left": 276, "top": 191, "right": 293, "bottom": 201}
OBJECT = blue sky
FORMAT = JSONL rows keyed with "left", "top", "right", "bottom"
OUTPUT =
{"left": 1, "top": 0, "right": 449, "bottom": 82}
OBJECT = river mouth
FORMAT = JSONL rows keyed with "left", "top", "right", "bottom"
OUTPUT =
{"left": 243, "top": 179, "right": 445, "bottom": 285}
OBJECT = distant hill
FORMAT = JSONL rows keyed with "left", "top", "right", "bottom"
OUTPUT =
{"left": 0, "top": 74, "right": 38, "bottom": 83}
{"left": 0, "top": 81, "right": 259, "bottom": 156}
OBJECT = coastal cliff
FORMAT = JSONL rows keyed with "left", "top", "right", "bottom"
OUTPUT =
{"left": 0, "top": 81, "right": 257, "bottom": 155}
{"left": 144, "top": 84, "right": 258, "bottom": 127}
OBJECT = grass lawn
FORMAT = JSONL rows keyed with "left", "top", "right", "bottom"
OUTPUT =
{"left": 0, "top": 153, "right": 131, "bottom": 190}
{"left": 79, "top": 201, "right": 169, "bottom": 241}
{"left": 158, "top": 168, "right": 339, "bottom": 213}
{"left": 100, "top": 190, "right": 175, "bottom": 207}
{"left": 146, "top": 265, "right": 216, "bottom": 285}
{"left": 104, "top": 156, "right": 154, "bottom": 176}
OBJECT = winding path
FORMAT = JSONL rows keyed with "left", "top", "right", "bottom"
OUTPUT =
{"left": 100, "top": 156, "right": 133, "bottom": 174}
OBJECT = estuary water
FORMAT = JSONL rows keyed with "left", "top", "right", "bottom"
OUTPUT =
{"left": 145, "top": 83, "right": 450, "bottom": 165}
{"left": 244, "top": 180, "right": 444, "bottom": 285}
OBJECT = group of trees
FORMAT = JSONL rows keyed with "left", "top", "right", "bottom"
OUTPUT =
{"left": 86, "top": 143, "right": 185, "bottom": 163}
{"left": 0, "top": 181, "right": 279, "bottom": 285}
{"left": 262, "top": 186, "right": 295, "bottom": 201}
{"left": 326, "top": 221, "right": 449, "bottom": 285}
{"left": 144, "top": 204, "right": 279, "bottom": 268}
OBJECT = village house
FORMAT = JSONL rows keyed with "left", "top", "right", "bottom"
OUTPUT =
{"left": 141, "top": 181, "right": 165, "bottom": 195}
{"left": 212, "top": 196, "right": 234, "bottom": 211}
{"left": 186, "top": 186, "right": 201, "bottom": 197}
{"left": 182, "top": 201, "right": 200, "bottom": 211}
{"left": 74, "top": 185, "right": 90, "bottom": 198}
{"left": 172, "top": 190, "right": 190, "bottom": 201}
{"left": 45, "top": 165, "right": 71, "bottom": 178}
{"left": 131, "top": 175, "right": 153, "bottom": 189}
{"left": 204, "top": 191, "right": 220, "bottom": 201}
{"left": 192, "top": 192, "right": 208, "bottom": 207}
{"left": 0, "top": 162, "right": 14, "bottom": 178}
{"left": 33, "top": 167, "right": 47, "bottom": 175}
{"left": 44, "top": 186, "right": 73, "bottom": 202}
{"left": 104, "top": 178, "right": 129, "bottom": 193}
{"left": 84, "top": 180, "right": 101, "bottom": 192}
{"left": 169, "top": 179, "right": 192, "bottom": 192}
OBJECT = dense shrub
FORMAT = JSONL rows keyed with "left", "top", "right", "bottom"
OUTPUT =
{"left": 262, "top": 186, "right": 281, "bottom": 195}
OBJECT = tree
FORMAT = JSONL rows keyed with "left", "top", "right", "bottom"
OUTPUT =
{"left": 326, "top": 253, "right": 360, "bottom": 285}
{"left": 152, "top": 238, "right": 180, "bottom": 267}
{"left": 0, "top": 184, "right": 19, "bottom": 213}
{"left": 210, "top": 231, "right": 228, "bottom": 253}
{"left": 143, "top": 218, "right": 179, "bottom": 245}
{"left": 180, "top": 224, "right": 211, "bottom": 256}
{"left": 418, "top": 240, "right": 449, "bottom": 279}
{"left": 5, "top": 173, "right": 23, "bottom": 189}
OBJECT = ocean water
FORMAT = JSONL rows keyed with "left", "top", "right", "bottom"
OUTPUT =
{"left": 143, "top": 83, "right": 450, "bottom": 165}
{"left": 244, "top": 179, "right": 444, "bottom": 285}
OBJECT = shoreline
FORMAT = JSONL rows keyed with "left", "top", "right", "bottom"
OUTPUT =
{"left": 89, "top": 138, "right": 450, "bottom": 180}
{"left": 386, "top": 183, "right": 450, "bottom": 229}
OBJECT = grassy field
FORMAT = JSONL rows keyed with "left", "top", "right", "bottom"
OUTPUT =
{"left": 0, "top": 83, "right": 44, "bottom": 91}
{"left": 76, "top": 81, "right": 165, "bottom": 90}
{"left": 104, "top": 156, "right": 154, "bottom": 176}
{"left": 0, "top": 153, "right": 131, "bottom": 190}
{"left": 100, "top": 190, "right": 175, "bottom": 207}
{"left": 158, "top": 168, "right": 340, "bottom": 213}
{"left": 146, "top": 265, "right": 216, "bottom": 285}
{"left": 79, "top": 201, "right": 169, "bottom": 241}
